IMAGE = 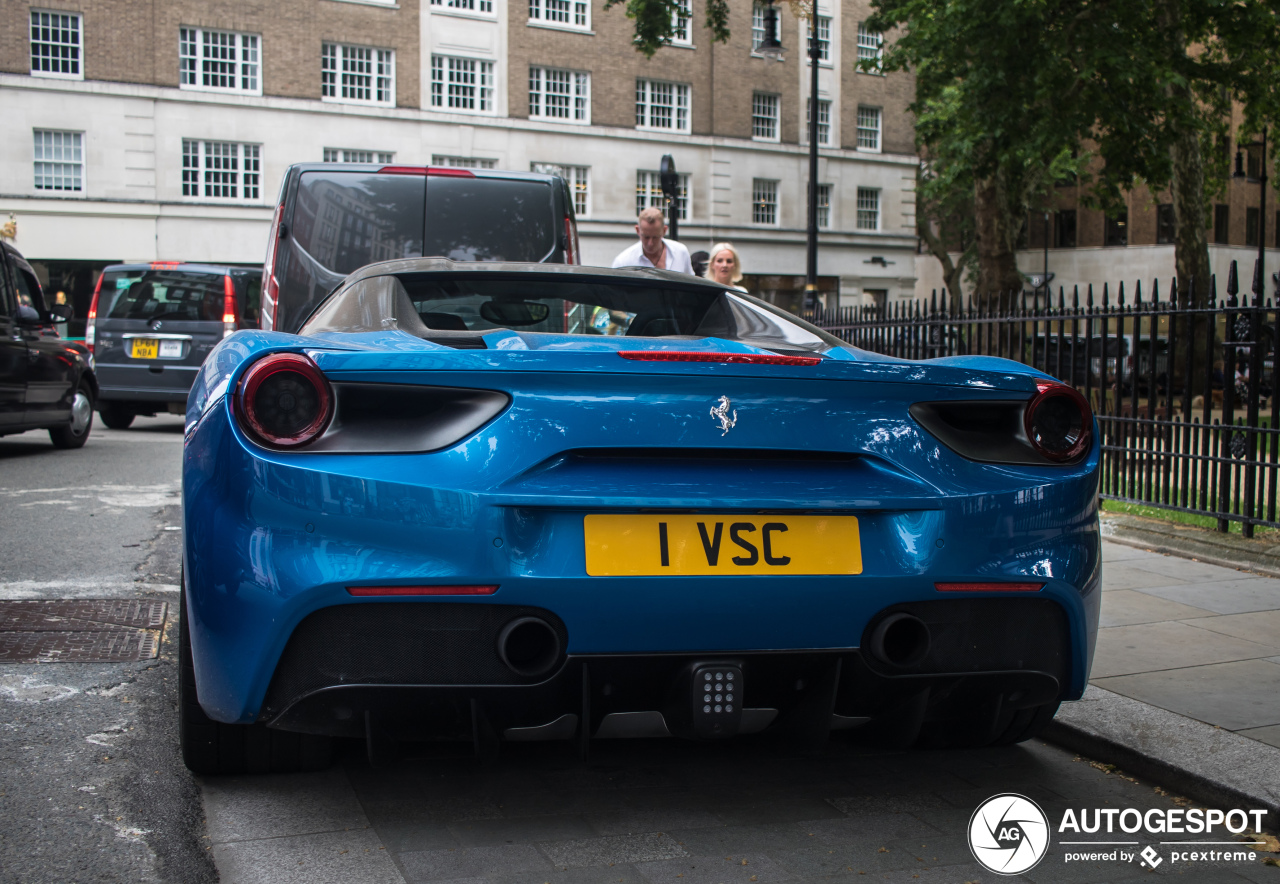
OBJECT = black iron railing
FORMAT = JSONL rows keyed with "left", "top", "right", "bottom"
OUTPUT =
{"left": 807, "top": 259, "right": 1280, "bottom": 536}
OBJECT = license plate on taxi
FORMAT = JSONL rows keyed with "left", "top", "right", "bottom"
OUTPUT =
{"left": 130, "top": 339, "right": 183, "bottom": 359}
{"left": 583, "top": 514, "right": 862, "bottom": 576}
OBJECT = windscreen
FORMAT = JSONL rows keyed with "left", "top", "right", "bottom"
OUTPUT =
{"left": 100, "top": 269, "right": 225, "bottom": 322}
{"left": 423, "top": 178, "right": 556, "bottom": 262}
{"left": 301, "top": 272, "right": 843, "bottom": 353}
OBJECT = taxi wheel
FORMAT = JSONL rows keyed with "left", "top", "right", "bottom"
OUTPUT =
{"left": 99, "top": 403, "right": 135, "bottom": 430}
{"left": 179, "top": 578, "right": 332, "bottom": 775}
{"left": 49, "top": 381, "right": 94, "bottom": 449}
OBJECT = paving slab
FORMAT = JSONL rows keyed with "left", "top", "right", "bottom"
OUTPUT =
{"left": 211, "top": 827, "right": 403, "bottom": 884}
{"left": 1133, "top": 577, "right": 1280, "bottom": 615}
{"left": 1094, "top": 658, "right": 1280, "bottom": 731}
{"left": 1184, "top": 609, "right": 1280, "bottom": 646}
{"left": 1098, "top": 589, "right": 1214, "bottom": 627}
{"left": 202, "top": 767, "right": 374, "bottom": 844}
{"left": 1236, "top": 724, "right": 1280, "bottom": 749}
{"left": 1102, "top": 562, "right": 1194, "bottom": 591}
{"left": 1113, "top": 553, "right": 1249, "bottom": 584}
{"left": 1090, "top": 620, "right": 1280, "bottom": 678}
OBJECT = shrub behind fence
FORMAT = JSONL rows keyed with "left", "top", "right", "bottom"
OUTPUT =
{"left": 807, "top": 259, "right": 1279, "bottom": 536}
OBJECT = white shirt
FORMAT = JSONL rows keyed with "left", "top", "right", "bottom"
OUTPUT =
{"left": 611, "top": 238, "right": 694, "bottom": 274}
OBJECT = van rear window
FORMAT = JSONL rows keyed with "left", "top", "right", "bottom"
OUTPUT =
{"left": 423, "top": 177, "right": 556, "bottom": 262}
{"left": 293, "top": 172, "right": 426, "bottom": 275}
{"left": 101, "top": 270, "right": 225, "bottom": 322}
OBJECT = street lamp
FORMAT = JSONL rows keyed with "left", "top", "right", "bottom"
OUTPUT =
{"left": 756, "top": 0, "right": 784, "bottom": 61}
{"left": 1233, "top": 127, "right": 1268, "bottom": 293}
{"left": 804, "top": 13, "right": 821, "bottom": 308}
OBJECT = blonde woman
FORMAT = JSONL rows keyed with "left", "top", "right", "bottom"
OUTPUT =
{"left": 708, "top": 242, "right": 747, "bottom": 291}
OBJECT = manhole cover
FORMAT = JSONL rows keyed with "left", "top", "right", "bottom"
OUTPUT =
{"left": 0, "top": 599, "right": 167, "bottom": 663}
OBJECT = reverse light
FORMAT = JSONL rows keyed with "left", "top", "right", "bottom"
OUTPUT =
{"left": 235, "top": 352, "right": 332, "bottom": 448}
{"left": 1025, "top": 381, "right": 1092, "bottom": 462}
{"left": 222, "top": 275, "right": 237, "bottom": 338}
{"left": 347, "top": 585, "right": 498, "bottom": 597}
{"left": 934, "top": 582, "right": 1045, "bottom": 593}
{"left": 85, "top": 271, "right": 103, "bottom": 354}
{"left": 618, "top": 351, "right": 821, "bottom": 366}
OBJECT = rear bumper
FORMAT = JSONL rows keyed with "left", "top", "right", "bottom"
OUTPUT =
{"left": 97, "top": 363, "right": 199, "bottom": 403}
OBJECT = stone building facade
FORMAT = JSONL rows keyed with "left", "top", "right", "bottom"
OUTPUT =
{"left": 2, "top": 0, "right": 920, "bottom": 325}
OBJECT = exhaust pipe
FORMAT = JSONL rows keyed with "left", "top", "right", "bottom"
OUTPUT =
{"left": 868, "top": 613, "right": 930, "bottom": 668}
{"left": 496, "top": 617, "right": 562, "bottom": 678}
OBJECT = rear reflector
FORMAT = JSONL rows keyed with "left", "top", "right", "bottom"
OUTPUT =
{"left": 934, "top": 582, "right": 1045, "bottom": 593}
{"left": 346, "top": 585, "right": 499, "bottom": 597}
{"left": 377, "top": 165, "right": 475, "bottom": 177}
{"left": 617, "top": 351, "right": 821, "bottom": 366}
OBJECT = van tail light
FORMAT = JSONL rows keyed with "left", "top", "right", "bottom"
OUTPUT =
{"left": 235, "top": 352, "right": 332, "bottom": 449}
{"left": 86, "top": 271, "right": 103, "bottom": 354}
{"left": 222, "top": 275, "right": 237, "bottom": 338}
{"left": 261, "top": 201, "right": 284, "bottom": 331}
{"left": 1024, "top": 381, "right": 1092, "bottom": 462}
{"left": 564, "top": 216, "right": 580, "bottom": 265}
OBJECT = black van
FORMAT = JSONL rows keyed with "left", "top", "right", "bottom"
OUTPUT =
{"left": 88, "top": 263, "right": 261, "bottom": 429}
{"left": 261, "top": 164, "right": 581, "bottom": 333}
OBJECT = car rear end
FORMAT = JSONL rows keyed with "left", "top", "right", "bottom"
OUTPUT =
{"left": 260, "top": 164, "right": 578, "bottom": 334}
{"left": 89, "top": 263, "right": 260, "bottom": 424}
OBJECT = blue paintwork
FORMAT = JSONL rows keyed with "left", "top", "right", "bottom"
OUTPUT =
{"left": 184, "top": 328, "right": 1100, "bottom": 725}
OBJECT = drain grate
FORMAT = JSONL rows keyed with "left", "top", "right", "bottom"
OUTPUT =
{"left": 0, "top": 600, "right": 167, "bottom": 663}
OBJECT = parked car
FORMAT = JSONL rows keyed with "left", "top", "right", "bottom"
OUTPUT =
{"left": 260, "top": 163, "right": 581, "bottom": 334}
{"left": 0, "top": 241, "right": 96, "bottom": 448}
{"left": 87, "top": 262, "right": 261, "bottom": 429}
{"left": 181, "top": 259, "right": 1101, "bottom": 773}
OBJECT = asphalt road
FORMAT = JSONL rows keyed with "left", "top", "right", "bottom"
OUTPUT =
{"left": 0, "top": 415, "right": 215, "bottom": 884}
{"left": 1, "top": 416, "right": 1274, "bottom": 883}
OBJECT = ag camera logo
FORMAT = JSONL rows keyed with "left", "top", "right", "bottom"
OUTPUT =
{"left": 968, "top": 793, "right": 1051, "bottom": 876}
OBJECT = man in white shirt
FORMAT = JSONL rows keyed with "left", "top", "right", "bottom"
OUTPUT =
{"left": 611, "top": 207, "right": 694, "bottom": 274}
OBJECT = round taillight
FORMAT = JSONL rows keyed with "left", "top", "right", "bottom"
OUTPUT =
{"left": 1024, "top": 382, "right": 1092, "bottom": 462}
{"left": 236, "top": 353, "right": 332, "bottom": 448}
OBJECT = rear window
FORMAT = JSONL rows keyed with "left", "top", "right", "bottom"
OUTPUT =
{"left": 423, "top": 177, "right": 556, "bottom": 262}
{"left": 293, "top": 171, "right": 425, "bottom": 275}
{"left": 101, "top": 269, "right": 225, "bottom": 322}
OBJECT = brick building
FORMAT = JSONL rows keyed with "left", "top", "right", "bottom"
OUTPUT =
{"left": 1, "top": 0, "right": 920, "bottom": 325}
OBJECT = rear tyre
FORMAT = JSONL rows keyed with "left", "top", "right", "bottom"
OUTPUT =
{"left": 98, "top": 403, "right": 135, "bottom": 430}
{"left": 49, "top": 382, "right": 93, "bottom": 449}
{"left": 179, "top": 576, "right": 332, "bottom": 775}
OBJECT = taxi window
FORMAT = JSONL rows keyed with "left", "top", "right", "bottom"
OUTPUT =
{"left": 102, "top": 269, "right": 225, "bottom": 322}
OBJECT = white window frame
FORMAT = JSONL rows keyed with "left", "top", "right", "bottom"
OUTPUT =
{"left": 857, "top": 22, "right": 883, "bottom": 73}
{"left": 752, "top": 92, "right": 779, "bottom": 142}
{"left": 856, "top": 187, "right": 880, "bottom": 231}
{"left": 323, "top": 148, "right": 394, "bottom": 163}
{"left": 635, "top": 79, "right": 690, "bottom": 134}
{"left": 636, "top": 170, "right": 689, "bottom": 221}
{"left": 533, "top": 162, "right": 590, "bottom": 217}
{"left": 322, "top": 43, "right": 395, "bottom": 106}
{"left": 807, "top": 98, "right": 832, "bottom": 146}
{"left": 528, "top": 0, "right": 590, "bottom": 31}
{"left": 30, "top": 10, "right": 82, "bottom": 80}
{"left": 816, "top": 183, "right": 832, "bottom": 229}
{"left": 179, "top": 27, "right": 261, "bottom": 95}
{"left": 431, "top": 155, "right": 497, "bottom": 169}
{"left": 33, "top": 130, "right": 83, "bottom": 193}
{"left": 431, "top": 0, "right": 495, "bottom": 16}
{"left": 181, "top": 139, "right": 261, "bottom": 202}
{"left": 751, "top": 1, "right": 780, "bottom": 52}
{"left": 430, "top": 55, "right": 496, "bottom": 114}
{"left": 808, "top": 15, "right": 832, "bottom": 65}
{"left": 529, "top": 67, "right": 591, "bottom": 124}
{"left": 753, "top": 178, "right": 779, "bottom": 226}
{"left": 857, "top": 105, "right": 882, "bottom": 152}
{"left": 669, "top": 0, "right": 693, "bottom": 46}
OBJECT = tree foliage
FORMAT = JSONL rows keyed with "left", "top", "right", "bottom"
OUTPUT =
{"left": 869, "top": 0, "right": 1280, "bottom": 305}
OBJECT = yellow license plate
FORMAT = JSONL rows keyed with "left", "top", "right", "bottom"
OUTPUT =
{"left": 130, "top": 338, "right": 158, "bottom": 359}
{"left": 583, "top": 514, "right": 862, "bottom": 576}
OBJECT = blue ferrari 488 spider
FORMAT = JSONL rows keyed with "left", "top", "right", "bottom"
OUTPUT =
{"left": 180, "top": 260, "right": 1100, "bottom": 773}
